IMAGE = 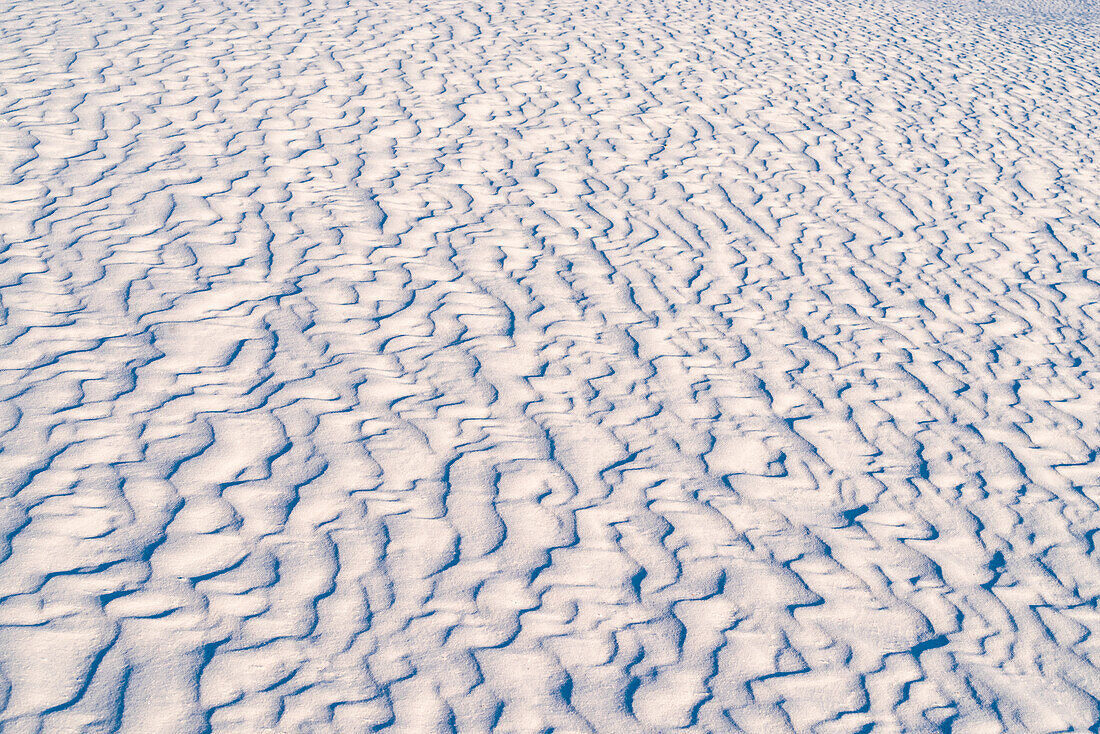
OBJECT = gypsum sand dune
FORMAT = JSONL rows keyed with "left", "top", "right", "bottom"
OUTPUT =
{"left": 0, "top": 0, "right": 1099, "bottom": 730}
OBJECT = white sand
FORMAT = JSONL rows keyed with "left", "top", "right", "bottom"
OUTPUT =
{"left": 1, "top": 0, "right": 1099, "bottom": 730}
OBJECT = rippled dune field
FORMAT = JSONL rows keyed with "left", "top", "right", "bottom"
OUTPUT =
{"left": 1, "top": 0, "right": 1099, "bottom": 730}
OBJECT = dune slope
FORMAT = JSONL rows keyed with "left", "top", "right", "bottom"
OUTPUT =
{"left": 1, "top": 0, "right": 1099, "bottom": 730}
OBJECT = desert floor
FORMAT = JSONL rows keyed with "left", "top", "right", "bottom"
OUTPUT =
{"left": 1, "top": 0, "right": 1099, "bottom": 730}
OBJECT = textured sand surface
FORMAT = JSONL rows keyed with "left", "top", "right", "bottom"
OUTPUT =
{"left": 2, "top": 0, "right": 1100, "bottom": 730}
